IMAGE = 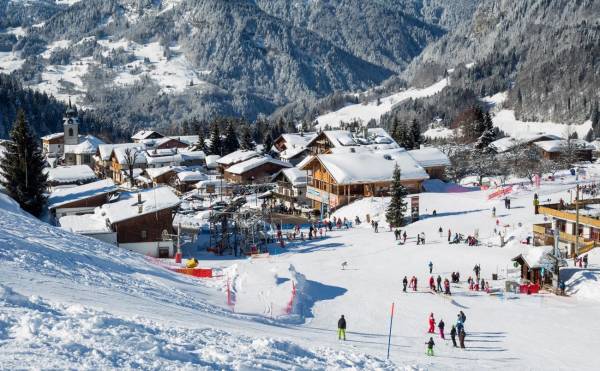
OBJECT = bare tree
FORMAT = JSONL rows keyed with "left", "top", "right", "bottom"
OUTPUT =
{"left": 123, "top": 147, "right": 141, "bottom": 187}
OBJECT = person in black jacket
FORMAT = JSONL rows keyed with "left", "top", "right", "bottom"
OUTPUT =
{"left": 459, "top": 328, "right": 466, "bottom": 349}
{"left": 450, "top": 325, "right": 457, "bottom": 347}
{"left": 426, "top": 337, "right": 435, "bottom": 356}
{"left": 402, "top": 276, "right": 408, "bottom": 292}
{"left": 338, "top": 315, "right": 347, "bottom": 340}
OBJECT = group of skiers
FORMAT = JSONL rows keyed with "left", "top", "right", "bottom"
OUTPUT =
{"left": 371, "top": 219, "right": 379, "bottom": 233}
{"left": 428, "top": 275, "right": 452, "bottom": 295}
{"left": 575, "top": 254, "right": 589, "bottom": 268}
{"left": 403, "top": 276, "right": 418, "bottom": 292}
{"left": 425, "top": 311, "right": 467, "bottom": 355}
{"left": 393, "top": 228, "right": 408, "bottom": 243}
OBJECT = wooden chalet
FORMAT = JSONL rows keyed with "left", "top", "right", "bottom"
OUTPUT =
{"left": 224, "top": 156, "right": 292, "bottom": 184}
{"left": 512, "top": 247, "right": 558, "bottom": 286}
{"left": 48, "top": 179, "right": 117, "bottom": 221}
{"left": 533, "top": 140, "right": 594, "bottom": 161}
{"left": 300, "top": 150, "right": 429, "bottom": 213}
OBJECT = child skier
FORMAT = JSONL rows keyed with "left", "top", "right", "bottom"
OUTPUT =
{"left": 426, "top": 337, "right": 435, "bottom": 356}
{"left": 337, "top": 315, "right": 347, "bottom": 340}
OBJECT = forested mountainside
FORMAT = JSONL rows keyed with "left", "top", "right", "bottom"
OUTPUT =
{"left": 404, "top": 0, "right": 600, "bottom": 124}
{"left": 0, "top": 0, "right": 448, "bottom": 134}
{"left": 0, "top": 73, "right": 123, "bottom": 141}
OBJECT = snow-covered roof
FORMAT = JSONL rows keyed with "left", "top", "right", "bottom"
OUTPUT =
{"left": 41, "top": 132, "right": 64, "bottom": 141}
{"left": 225, "top": 156, "right": 292, "bottom": 175}
{"left": 216, "top": 149, "right": 261, "bottom": 166}
{"left": 307, "top": 129, "right": 399, "bottom": 151}
{"left": 272, "top": 167, "right": 308, "bottom": 186}
{"left": 48, "top": 179, "right": 116, "bottom": 209}
{"left": 180, "top": 150, "right": 206, "bottom": 161}
{"left": 98, "top": 143, "right": 140, "bottom": 161}
{"left": 514, "top": 246, "right": 554, "bottom": 269}
{"left": 534, "top": 139, "right": 595, "bottom": 153}
{"left": 97, "top": 187, "right": 180, "bottom": 224}
{"left": 490, "top": 133, "right": 563, "bottom": 153}
{"left": 277, "top": 132, "right": 317, "bottom": 148}
{"left": 295, "top": 155, "right": 314, "bottom": 170}
{"left": 279, "top": 146, "right": 309, "bottom": 160}
{"left": 64, "top": 135, "right": 104, "bottom": 155}
{"left": 113, "top": 146, "right": 147, "bottom": 164}
{"left": 303, "top": 150, "right": 429, "bottom": 185}
{"left": 45, "top": 165, "right": 97, "bottom": 184}
{"left": 177, "top": 171, "right": 208, "bottom": 182}
{"left": 59, "top": 214, "right": 112, "bottom": 234}
{"left": 205, "top": 155, "right": 220, "bottom": 169}
{"left": 145, "top": 154, "right": 182, "bottom": 165}
{"left": 131, "top": 130, "right": 164, "bottom": 141}
{"left": 407, "top": 147, "right": 451, "bottom": 168}
{"left": 145, "top": 166, "right": 182, "bottom": 180}
{"left": 170, "top": 135, "right": 199, "bottom": 146}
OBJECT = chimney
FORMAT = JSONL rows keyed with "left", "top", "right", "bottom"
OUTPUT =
{"left": 137, "top": 193, "right": 142, "bottom": 204}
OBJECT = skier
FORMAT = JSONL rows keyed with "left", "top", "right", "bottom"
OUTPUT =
{"left": 444, "top": 278, "right": 451, "bottom": 295}
{"left": 450, "top": 325, "right": 457, "bottom": 347}
{"left": 402, "top": 276, "right": 408, "bottom": 292}
{"left": 473, "top": 264, "right": 481, "bottom": 280}
{"left": 337, "top": 315, "right": 347, "bottom": 340}
{"left": 429, "top": 276, "right": 435, "bottom": 291}
{"left": 413, "top": 276, "right": 418, "bottom": 291}
{"left": 438, "top": 227, "right": 443, "bottom": 238}
{"left": 421, "top": 232, "right": 426, "bottom": 244}
{"left": 426, "top": 337, "right": 435, "bottom": 356}
{"left": 436, "top": 275, "right": 442, "bottom": 292}
{"left": 374, "top": 221, "right": 379, "bottom": 233}
{"left": 394, "top": 229, "right": 400, "bottom": 240}
{"left": 428, "top": 313, "right": 436, "bottom": 333}
{"left": 458, "top": 329, "right": 466, "bottom": 349}
{"left": 428, "top": 261, "right": 434, "bottom": 274}
{"left": 309, "top": 225, "right": 314, "bottom": 240}
{"left": 583, "top": 254, "right": 588, "bottom": 268}
{"left": 448, "top": 229, "right": 451, "bottom": 242}
{"left": 403, "top": 231, "right": 407, "bottom": 244}
{"left": 438, "top": 319, "right": 445, "bottom": 339}
{"left": 492, "top": 206, "right": 496, "bottom": 217}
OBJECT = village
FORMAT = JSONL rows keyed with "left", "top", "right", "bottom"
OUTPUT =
{"left": 10, "top": 102, "right": 597, "bottom": 369}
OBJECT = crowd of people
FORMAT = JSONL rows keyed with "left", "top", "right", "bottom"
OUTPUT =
{"left": 425, "top": 310, "right": 468, "bottom": 355}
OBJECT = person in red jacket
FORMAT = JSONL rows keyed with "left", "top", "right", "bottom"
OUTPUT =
{"left": 428, "top": 313, "right": 436, "bottom": 333}
{"left": 429, "top": 276, "right": 436, "bottom": 291}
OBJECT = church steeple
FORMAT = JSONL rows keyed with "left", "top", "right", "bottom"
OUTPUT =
{"left": 63, "top": 97, "right": 79, "bottom": 145}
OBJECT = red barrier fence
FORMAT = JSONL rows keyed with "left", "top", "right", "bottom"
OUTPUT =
{"left": 286, "top": 282, "right": 297, "bottom": 315}
{"left": 145, "top": 256, "right": 213, "bottom": 279}
{"left": 519, "top": 283, "right": 540, "bottom": 294}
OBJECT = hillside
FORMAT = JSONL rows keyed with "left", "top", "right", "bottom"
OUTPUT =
{"left": 0, "top": 0, "right": 450, "bottom": 131}
{"left": 404, "top": 0, "right": 600, "bottom": 124}
{"left": 0, "top": 192, "right": 390, "bottom": 369}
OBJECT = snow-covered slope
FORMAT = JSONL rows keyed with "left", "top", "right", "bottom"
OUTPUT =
{"left": 315, "top": 78, "right": 449, "bottom": 129}
{"left": 0, "top": 194, "right": 390, "bottom": 369}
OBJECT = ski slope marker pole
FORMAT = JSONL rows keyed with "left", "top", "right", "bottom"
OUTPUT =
{"left": 387, "top": 302, "right": 395, "bottom": 359}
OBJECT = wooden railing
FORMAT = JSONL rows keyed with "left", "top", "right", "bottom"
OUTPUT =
{"left": 537, "top": 205, "right": 600, "bottom": 228}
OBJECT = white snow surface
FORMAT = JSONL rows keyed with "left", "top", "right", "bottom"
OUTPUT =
{"left": 493, "top": 109, "right": 593, "bottom": 139}
{"left": 48, "top": 179, "right": 116, "bottom": 209}
{"left": 45, "top": 165, "right": 97, "bottom": 184}
{"left": 4, "top": 162, "right": 600, "bottom": 368}
{"left": 315, "top": 78, "right": 448, "bottom": 129}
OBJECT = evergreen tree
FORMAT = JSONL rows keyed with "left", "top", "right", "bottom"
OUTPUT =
{"left": 208, "top": 122, "right": 222, "bottom": 156}
{"left": 390, "top": 116, "right": 400, "bottom": 143}
{"left": 385, "top": 164, "right": 408, "bottom": 228}
{"left": 475, "top": 128, "right": 496, "bottom": 149}
{"left": 0, "top": 109, "right": 48, "bottom": 216}
{"left": 222, "top": 122, "right": 239, "bottom": 155}
{"left": 409, "top": 119, "right": 422, "bottom": 150}
{"left": 196, "top": 127, "right": 207, "bottom": 153}
{"left": 262, "top": 131, "right": 274, "bottom": 155}
{"left": 397, "top": 122, "right": 413, "bottom": 150}
{"left": 239, "top": 125, "right": 256, "bottom": 150}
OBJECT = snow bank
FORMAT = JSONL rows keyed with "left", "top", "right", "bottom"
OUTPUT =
{"left": 493, "top": 110, "right": 592, "bottom": 139}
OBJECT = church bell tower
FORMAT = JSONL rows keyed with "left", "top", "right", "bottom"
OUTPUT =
{"left": 63, "top": 98, "right": 79, "bottom": 145}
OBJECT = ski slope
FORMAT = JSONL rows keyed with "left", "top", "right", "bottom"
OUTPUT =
{"left": 315, "top": 78, "right": 449, "bottom": 129}
{"left": 3, "top": 164, "right": 600, "bottom": 369}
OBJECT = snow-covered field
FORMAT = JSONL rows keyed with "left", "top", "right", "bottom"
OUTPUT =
{"left": 2, "top": 165, "right": 600, "bottom": 368}
{"left": 315, "top": 78, "right": 448, "bottom": 129}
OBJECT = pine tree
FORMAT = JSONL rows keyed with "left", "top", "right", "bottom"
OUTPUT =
{"left": 409, "top": 119, "right": 422, "bottom": 150}
{"left": 239, "top": 126, "right": 256, "bottom": 150}
{"left": 397, "top": 122, "right": 413, "bottom": 150}
{"left": 262, "top": 131, "right": 274, "bottom": 155}
{"left": 222, "top": 122, "right": 239, "bottom": 155}
{"left": 0, "top": 109, "right": 48, "bottom": 216}
{"left": 385, "top": 164, "right": 408, "bottom": 228}
{"left": 208, "top": 122, "right": 222, "bottom": 156}
{"left": 196, "top": 127, "right": 207, "bottom": 153}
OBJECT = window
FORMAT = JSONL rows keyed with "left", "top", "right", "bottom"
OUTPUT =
{"left": 141, "top": 230, "right": 147, "bottom": 240}
{"left": 68, "top": 128, "right": 73, "bottom": 137}
{"left": 82, "top": 154, "right": 91, "bottom": 164}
